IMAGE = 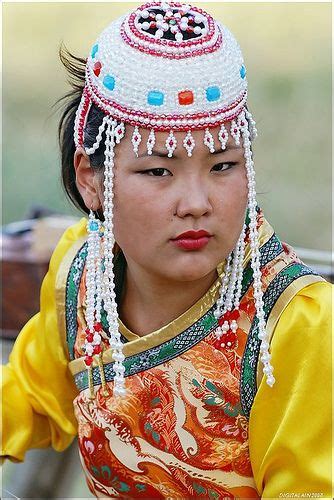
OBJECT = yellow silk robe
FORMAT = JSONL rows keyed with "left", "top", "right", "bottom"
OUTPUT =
{"left": 1, "top": 216, "right": 332, "bottom": 498}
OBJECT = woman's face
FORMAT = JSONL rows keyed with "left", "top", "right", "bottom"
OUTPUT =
{"left": 96, "top": 122, "right": 248, "bottom": 283}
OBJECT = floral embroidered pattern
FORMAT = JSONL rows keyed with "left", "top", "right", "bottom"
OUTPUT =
{"left": 65, "top": 210, "right": 321, "bottom": 498}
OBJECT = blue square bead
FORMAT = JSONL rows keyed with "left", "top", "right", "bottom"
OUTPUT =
{"left": 240, "top": 65, "right": 246, "bottom": 79}
{"left": 206, "top": 86, "right": 221, "bottom": 102}
{"left": 91, "top": 44, "right": 98, "bottom": 59}
{"left": 148, "top": 90, "right": 164, "bottom": 106}
{"left": 89, "top": 220, "right": 99, "bottom": 232}
{"left": 103, "top": 75, "right": 115, "bottom": 91}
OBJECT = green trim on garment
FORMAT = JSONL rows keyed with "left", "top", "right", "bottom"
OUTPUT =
{"left": 240, "top": 262, "right": 319, "bottom": 418}
{"left": 68, "top": 232, "right": 285, "bottom": 404}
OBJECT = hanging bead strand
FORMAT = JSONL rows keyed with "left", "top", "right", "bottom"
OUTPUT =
{"left": 84, "top": 210, "right": 101, "bottom": 398}
{"left": 240, "top": 111, "right": 275, "bottom": 387}
{"left": 233, "top": 223, "right": 247, "bottom": 312}
{"left": 213, "top": 253, "right": 233, "bottom": 338}
{"left": 102, "top": 118, "right": 126, "bottom": 397}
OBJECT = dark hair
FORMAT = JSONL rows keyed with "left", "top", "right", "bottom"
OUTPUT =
{"left": 55, "top": 44, "right": 106, "bottom": 217}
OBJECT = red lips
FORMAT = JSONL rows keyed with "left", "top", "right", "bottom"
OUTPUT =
{"left": 171, "top": 230, "right": 212, "bottom": 251}
{"left": 173, "top": 230, "right": 211, "bottom": 240}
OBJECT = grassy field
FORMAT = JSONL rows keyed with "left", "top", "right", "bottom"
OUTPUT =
{"left": 3, "top": 2, "right": 331, "bottom": 252}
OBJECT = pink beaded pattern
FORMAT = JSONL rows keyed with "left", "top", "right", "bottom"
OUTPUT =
{"left": 121, "top": 1, "right": 222, "bottom": 59}
{"left": 73, "top": 1, "right": 248, "bottom": 147}
{"left": 74, "top": 89, "right": 91, "bottom": 148}
{"left": 74, "top": 72, "right": 247, "bottom": 150}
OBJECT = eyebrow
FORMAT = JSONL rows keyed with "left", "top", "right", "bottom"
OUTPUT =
{"left": 137, "top": 144, "right": 241, "bottom": 158}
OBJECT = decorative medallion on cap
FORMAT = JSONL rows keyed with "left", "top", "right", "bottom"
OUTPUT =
{"left": 121, "top": 1, "right": 223, "bottom": 59}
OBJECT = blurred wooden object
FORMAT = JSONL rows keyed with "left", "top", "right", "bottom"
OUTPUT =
{"left": 1, "top": 216, "right": 80, "bottom": 340}
{"left": 1, "top": 231, "right": 48, "bottom": 339}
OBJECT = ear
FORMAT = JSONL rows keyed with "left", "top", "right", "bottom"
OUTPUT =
{"left": 74, "top": 147, "right": 101, "bottom": 211}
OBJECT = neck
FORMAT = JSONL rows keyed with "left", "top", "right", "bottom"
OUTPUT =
{"left": 119, "top": 259, "right": 219, "bottom": 337}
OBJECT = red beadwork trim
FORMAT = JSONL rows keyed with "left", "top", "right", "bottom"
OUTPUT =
{"left": 76, "top": 74, "right": 247, "bottom": 146}
{"left": 86, "top": 333, "right": 94, "bottom": 343}
{"left": 93, "top": 345, "right": 102, "bottom": 355}
{"left": 77, "top": 90, "right": 91, "bottom": 146}
{"left": 121, "top": 26, "right": 222, "bottom": 60}
{"left": 94, "top": 322, "right": 103, "bottom": 332}
{"left": 83, "top": 72, "right": 247, "bottom": 132}
{"left": 84, "top": 355, "right": 93, "bottom": 366}
{"left": 121, "top": 30, "right": 223, "bottom": 60}
{"left": 119, "top": 1, "right": 223, "bottom": 59}
{"left": 126, "top": 1, "right": 215, "bottom": 46}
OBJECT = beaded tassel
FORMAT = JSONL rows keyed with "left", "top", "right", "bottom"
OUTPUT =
{"left": 218, "top": 123, "right": 228, "bottom": 150}
{"left": 244, "top": 109, "right": 258, "bottom": 141}
{"left": 183, "top": 130, "right": 195, "bottom": 156}
{"left": 166, "top": 130, "right": 177, "bottom": 157}
{"left": 84, "top": 210, "right": 104, "bottom": 399}
{"left": 213, "top": 228, "right": 245, "bottom": 351}
{"left": 203, "top": 127, "right": 215, "bottom": 153}
{"left": 114, "top": 121, "right": 125, "bottom": 145}
{"left": 84, "top": 107, "right": 274, "bottom": 391}
{"left": 239, "top": 111, "right": 275, "bottom": 387}
{"left": 147, "top": 129, "right": 156, "bottom": 155}
{"left": 102, "top": 118, "right": 127, "bottom": 397}
{"left": 131, "top": 125, "right": 142, "bottom": 157}
{"left": 85, "top": 116, "right": 108, "bottom": 155}
{"left": 230, "top": 118, "right": 241, "bottom": 146}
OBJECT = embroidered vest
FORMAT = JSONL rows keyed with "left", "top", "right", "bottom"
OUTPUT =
{"left": 56, "top": 210, "right": 324, "bottom": 498}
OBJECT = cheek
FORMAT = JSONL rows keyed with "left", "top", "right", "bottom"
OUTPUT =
{"left": 216, "top": 168, "right": 248, "bottom": 210}
{"left": 214, "top": 169, "right": 248, "bottom": 245}
{"left": 111, "top": 174, "right": 168, "bottom": 247}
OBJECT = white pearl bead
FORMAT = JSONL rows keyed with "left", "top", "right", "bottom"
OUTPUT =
{"left": 114, "top": 386, "right": 127, "bottom": 397}
{"left": 85, "top": 344, "right": 94, "bottom": 356}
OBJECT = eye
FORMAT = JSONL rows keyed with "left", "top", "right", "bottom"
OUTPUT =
{"left": 141, "top": 168, "right": 171, "bottom": 177}
{"left": 212, "top": 162, "right": 237, "bottom": 172}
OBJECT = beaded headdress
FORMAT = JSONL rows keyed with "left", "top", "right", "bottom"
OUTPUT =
{"left": 74, "top": 1, "right": 275, "bottom": 398}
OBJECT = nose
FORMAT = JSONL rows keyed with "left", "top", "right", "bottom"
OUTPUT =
{"left": 175, "top": 175, "right": 213, "bottom": 219}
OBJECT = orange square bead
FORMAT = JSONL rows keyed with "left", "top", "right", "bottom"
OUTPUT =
{"left": 178, "top": 90, "right": 194, "bottom": 105}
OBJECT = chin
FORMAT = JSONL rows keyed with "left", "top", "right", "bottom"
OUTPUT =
{"left": 171, "top": 256, "right": 218, "bottom": 283}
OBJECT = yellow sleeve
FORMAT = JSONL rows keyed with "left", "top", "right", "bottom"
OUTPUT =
{"left": 249, "top": 280, "right": 332, "bottom": 498}
{"left": 1, "top": 217, "right": 87, "bottom": 462}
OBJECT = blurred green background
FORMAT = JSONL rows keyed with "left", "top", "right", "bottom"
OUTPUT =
{"left": 3, "top": 2, "right": 331, "bottom": 251}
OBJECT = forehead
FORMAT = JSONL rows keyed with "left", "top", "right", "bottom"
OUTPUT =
{"left": 116, "top": 121, "right": 238, "bottom": 160}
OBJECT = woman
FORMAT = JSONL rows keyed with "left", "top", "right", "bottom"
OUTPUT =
{"left": 2, "top": 1, "right": 331, "bottom": 498}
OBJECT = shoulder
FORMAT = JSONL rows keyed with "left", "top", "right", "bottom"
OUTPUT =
{"left": 267, "top": 279, "right": 332, "bottom": 386}
{"left": 277, "top": 280, "right": 332, "bottom": 333}
{"left": 49, "top": 217, "right": 87, "bottom": 273}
